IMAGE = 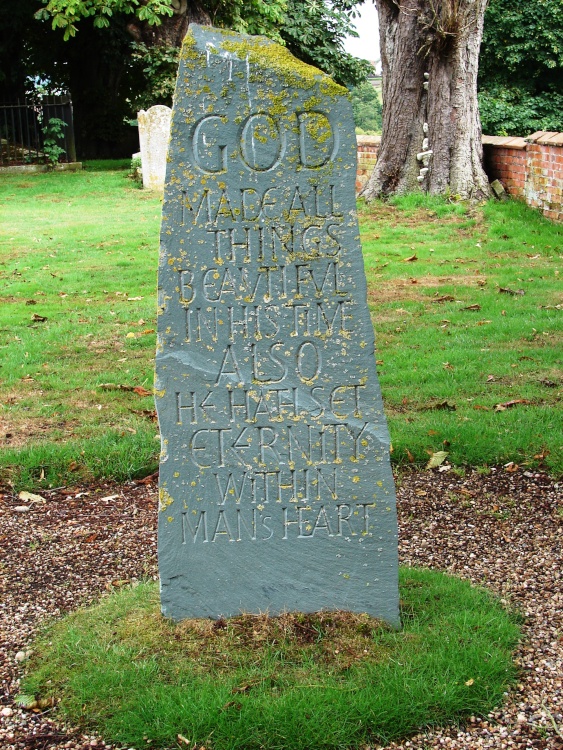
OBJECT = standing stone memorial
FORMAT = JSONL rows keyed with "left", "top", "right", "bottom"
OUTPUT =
{"left": 138, "top": 105, "right": 172, "bottom": 192}
{"left": 156, "top": 25, "right": 399, "bottom": 626}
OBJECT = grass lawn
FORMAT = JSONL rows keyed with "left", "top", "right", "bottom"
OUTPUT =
{"left": 21, "top": 568, "right": 520, "bottom": 750}
{"left": 0, "top": 165, "right": 561, "bottom": 488}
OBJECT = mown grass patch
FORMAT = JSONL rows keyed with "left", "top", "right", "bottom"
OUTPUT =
{"left": 22, "top": 568, "right": 520, "bottom": 750}
{"left": 0, "top": 168, "right": 561, "bottom": 488}
{"left": 359, "top": 195, "right": 562, "bottom": 475}
{"left": 0, "top": 167, "right": 161, "bottom": 487}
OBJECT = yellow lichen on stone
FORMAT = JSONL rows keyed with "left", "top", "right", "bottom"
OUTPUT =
{"left": 159, "top": 488, "right": 175, "bottom": 512}
{"left": 218, "top": 36, "right": 345, "bottom": 97}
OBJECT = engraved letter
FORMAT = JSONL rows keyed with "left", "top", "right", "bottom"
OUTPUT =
{"left": 240, "top": 114, "right": 283, "bottom": 172}
{"left": 192, "top": 115, "right": 228, "bottom": 173}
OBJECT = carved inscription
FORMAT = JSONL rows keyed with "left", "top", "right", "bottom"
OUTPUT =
{"left": 168, "top": 176, "right": 368, "bottom": 507}
{"left": 156, "top": 24, "right": 399, "bottom": 623}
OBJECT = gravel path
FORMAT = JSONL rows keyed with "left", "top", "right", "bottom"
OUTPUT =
{"left": 1, "top": 468, "right": 561, "bottom": 750}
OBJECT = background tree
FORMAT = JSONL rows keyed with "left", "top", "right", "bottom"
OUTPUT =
{"left": 351, "top": 82, "right": 382, "bottom": 134}
{"left": 128, "top": 0, "right": 371, "bottom": 113}
{"left": 363, "top": 0, "right": 490, "bottom": 200}
{"left": 478, "top": 0, "right": 563, "bottom": 135}
{"left": 23, "top": 0, "right": 369, "bottom": 156}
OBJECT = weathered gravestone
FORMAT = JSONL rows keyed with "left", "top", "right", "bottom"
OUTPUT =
{"left": 156, "top": 25, "right": 399, "bottom": 626}
{"left": 137, "top": 105, "right": 172, "bottom": 192}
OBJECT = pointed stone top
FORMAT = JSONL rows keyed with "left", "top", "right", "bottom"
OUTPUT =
{"left": 182, "top": 24, "right": 347, "bottom": 97}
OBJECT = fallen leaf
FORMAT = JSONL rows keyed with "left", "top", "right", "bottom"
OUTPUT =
{"left": 504, "top": 462, "right": 519, "bottom": 472}
{"left": 98, "top": 383, "right": 135, "bottom": 392}
{"left": 427, "top": 430, "right": 438, "bottom": 435}
{"left": 432, "top": 295, "right": 455, "bottom": 303}
{"left": 426, "top": 451, "right": 449, "bottom": 470}
{"left": 499, "top": 287, "right": 525, "bottom": 296}
{"left": 495, "top": 399, "right": 531, "bottom": 412}
{"left": 232, "top": 683, "right": 253, "bottom": 694}
{"left": 133, "top": 386, "right": 152, "bottom": 397}
{"left": 142, "top": 328, "right": 155, "bottom": 334}
{"left": 18, "top": 491, "right": 46, "bottom": 504}
{"left": 25, "top": 299, "right": 37, "bottom": 306}
{"left": 465, "top": 678, "right": 475, "bottom": 686}
{"left": 127, "top": 296, "right": 143, "bottom": 301}
{"left": 415, "top": 489, "right": 427, "bottom": 496}
{"left": 473, "top": 405, "right": 490, "bottom": 411}
{"left": 130, "top": 408, "right": 158, "bottom": 421}
{"left": 126, "top": 332, "right": 136, "bottom": 338}
{"left": 404, "top": 254, "right": 418, "bottom": 262}
{"left": 443, "top": 362, "right": 454, "bottom": 370}
{"left": 405, "top": 448, "right": 415, "bottom": 463}
{"left": 534, "top": 449, "right": 550, "bottom": 460}
{"left": 134, "top": 469, "right": 159, "bottom": 485}
{"left": 177, "top": 735, "right": 191, "bottom": 746}
{"left": 461, "top": 304, "right": 481, "bottom": 311}
{"left": 486, "top": 375, "right": 496, "bottom": 382}
{"left": 425, "top": 401, "right": 456, "bottom": 411}
{"left": 477, "top": 320, "right": 492, "bottom": 326}
{"left": 31, "top": 313, "right": 47, "bottom": 322}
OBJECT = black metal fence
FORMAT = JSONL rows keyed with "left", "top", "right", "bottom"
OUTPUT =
{"left": 0, "top": 95, "right": 77, "bottom": 167}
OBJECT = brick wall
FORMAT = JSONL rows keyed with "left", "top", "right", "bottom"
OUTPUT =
{"left": 523, "top": 133, "right": 563, "bottom": 222}
{"left": 356, "top": 135, "right": 380, "bottom": 192}
{"left": 482, "top": 136, "right": 528, "bottom": 196}
{"left": 357, "top": 132, "right": 563, "bottom": 222}
{"left": 483, "top": 132, "right": 563, "bottom": 221}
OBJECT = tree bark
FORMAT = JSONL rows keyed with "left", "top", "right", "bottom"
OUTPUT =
{"left": 126, "top": 0, "right": 210, "bottom": 47}
{"left": 362, "top": 0, "right": 490, "bottom": 200}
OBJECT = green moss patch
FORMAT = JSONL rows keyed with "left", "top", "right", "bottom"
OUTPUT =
{"left": 22, "top": 568, "right": 520, "bottom": 750}
{"left": 219, "top": 36, "right": 345, "bottom": 97}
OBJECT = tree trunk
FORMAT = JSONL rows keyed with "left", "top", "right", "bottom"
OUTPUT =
{"left": 126, "top": 0, "right": 210, "bottom": 47}
{"left": 362, "top": 0, "right": 490, "bottom": 200}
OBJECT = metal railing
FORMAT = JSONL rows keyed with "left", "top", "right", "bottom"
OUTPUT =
{"left": 0, "top": 95, "right": 77, "bottom": 166}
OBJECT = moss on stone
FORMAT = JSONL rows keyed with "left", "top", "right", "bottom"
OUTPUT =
{"left": 218, "top": 35, "right": 345, "bottom": 98}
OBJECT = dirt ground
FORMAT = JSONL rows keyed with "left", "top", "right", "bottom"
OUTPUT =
{"left": 0, "top": 467, "right": 561, "bottom": 750}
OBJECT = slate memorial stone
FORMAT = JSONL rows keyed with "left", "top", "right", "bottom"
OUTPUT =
{"left": 156, "top": 24, "right": 399, "bottom": 626}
